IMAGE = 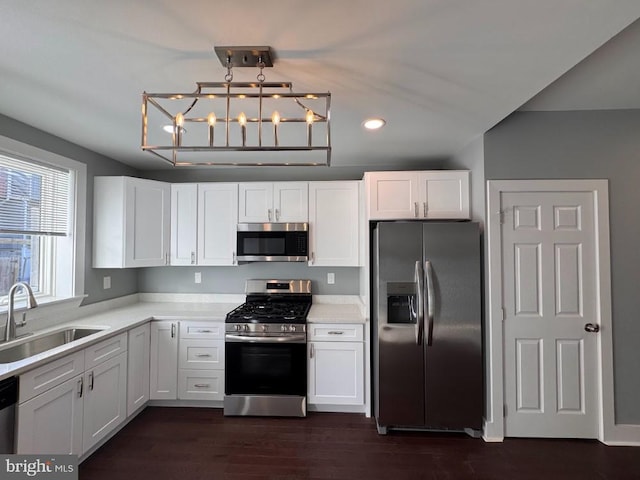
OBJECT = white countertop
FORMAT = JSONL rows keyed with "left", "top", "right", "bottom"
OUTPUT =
{"left": 0, "top": 296, "right": 366, "bottom": 381}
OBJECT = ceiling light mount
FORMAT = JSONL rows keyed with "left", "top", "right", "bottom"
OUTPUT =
{"left": 141, "top": 46, "right": 331, "bottom": 167}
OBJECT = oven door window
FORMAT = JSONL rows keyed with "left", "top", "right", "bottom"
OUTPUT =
{"left": 225, "top": 342, "right": 307, "bottom": 396}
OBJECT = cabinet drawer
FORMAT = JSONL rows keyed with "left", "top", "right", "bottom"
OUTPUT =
{"left": 19, "top": 350, "right": 85, "bottom": 404}
{"left": 178, "top": 369, "right": 224, "bottom": 401}
{"left": 179, "top": 322, "right": 224, "bottom": 339}
{"left": 308, "top": 323, "right": 363, "bottom": 342}
{"left": 179, "top": 339, "right": 224, "bottom": 369}
{"left": 84, "top": 332, "right": 127, "bottom": 370}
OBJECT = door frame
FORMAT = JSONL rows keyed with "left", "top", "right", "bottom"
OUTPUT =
{"left": 484, "top": 179, "right": 614, "bottom": 443}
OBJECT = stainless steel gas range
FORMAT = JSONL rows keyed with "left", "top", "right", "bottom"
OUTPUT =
{"left": 223, "top": 279, "right": 311, "bottom": 417}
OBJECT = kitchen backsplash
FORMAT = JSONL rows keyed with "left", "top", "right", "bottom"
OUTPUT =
{"left": 137, "top": 264, "right": 360, "bottom": 295}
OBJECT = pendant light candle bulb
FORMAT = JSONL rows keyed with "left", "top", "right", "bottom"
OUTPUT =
{"left": 175, "top": 113, "right": 185, "bottom": 127}
{"left": 207, "top": 113, "right": 216, "bottom": 147}
{"left": 272, "top": 111, "right": 280, "bottom": 147}
{"left": 306, "top": 110, "right": 314, "bottom": 147}
{"left": 238, "top": 112, "right": 247, "bottom": 146}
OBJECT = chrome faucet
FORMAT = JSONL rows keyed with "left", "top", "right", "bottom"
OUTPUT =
{"left": 4, "top": 282, "right": 38, "bottom": 342}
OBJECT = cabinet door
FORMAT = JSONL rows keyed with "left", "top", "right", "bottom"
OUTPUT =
{"left": 127, "top": 323, "right": 150, "bottom": 416}
{"left": 238, "top": 183, "right": 272, "bottom": 222}
{"left": 82, "top": 352, "right": 128, "bottom": 453}
{"left": 273, "top": 182, "right": 308, "bottom": 222}
{"left": 418, "top": 171, "right": 470, "bottom": 219}
{"left": 16, "top": 375, "right": 84, "bottom": 455}
{"left": 171, "top": 183, "right": 198, "bottom": 265}
{"left": 308, "top": 341, "right": 364, "bottom": 405}
{"left": 308, "top": 181, "right": 360, "bottom": 266}
{"left": 366, "top": 171, "right": 420, "bottom": 219}
{"left": 149, "top": 321, "right": 178, "bottom": 400}
{"left": 198, "top": 183, "right": 238, "bottom": 265}
{"left": 124, "top": 177, "right": 171, "bottom": 267}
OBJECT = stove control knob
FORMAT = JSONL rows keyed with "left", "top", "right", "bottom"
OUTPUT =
{"left": 243, "top": 324, "right": 250, "bottom": 332}
{"left": 289, "top": 325, "right": 296, "bottom": 332}
{"left": 281, "top": 325, "right": 287, "bottom": 332}
{"left": 261, "top": 325, "right": 268, "bottom": 332}
{"left": 235, "top": 324, "right": 242, "bottom": 332}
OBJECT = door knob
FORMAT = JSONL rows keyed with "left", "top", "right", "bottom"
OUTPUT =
{"left": 584, "top": 323, "right": 600, "bottom": 333}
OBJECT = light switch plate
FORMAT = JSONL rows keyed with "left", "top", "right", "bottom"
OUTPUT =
{"left": 327, "top": 272, "right": 335, "bottom": 285}
{"left": 195, "top": 272, "right": 202, "bottom": 284}
{"left": 103, "top": 276, "right": 111, "bottom": 289}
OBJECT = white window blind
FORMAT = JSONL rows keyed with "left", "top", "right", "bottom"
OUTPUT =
{"left": 0, "top": 153, "right": 70, "bottom": 236}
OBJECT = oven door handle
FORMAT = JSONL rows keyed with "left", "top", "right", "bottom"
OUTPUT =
{"left": 225, "top": 333, "right": 307, "bottom": 344}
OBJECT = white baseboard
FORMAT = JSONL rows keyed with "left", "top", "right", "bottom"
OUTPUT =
{"left": 604, "top": 424, "right": 640, "bottom": 446}
{"left": 482, "top": 418, "right": 504, "bottom": 442}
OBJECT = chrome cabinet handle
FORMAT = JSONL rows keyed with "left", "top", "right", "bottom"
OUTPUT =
{"left": 268, "top": 209, "right": 272, "bottom": 221}
{"left": 191, "top": 252, "right": 195, "bottom": 264}
{"left": 276, "top": 209, "right": 280, "bottom": 221}
{"left": 310, "top": 252, "right": 315, "bottom": 265}
{"left": 327, "top": 331, "right": 344, "bottom": 335}
{"left": 171, "top": 323, "right": 176, "bottom": 338}
{"left": 423, "top": 202, "right": 427, "bottom": 217}
{"left": 194, "top": 383, "right": 210, "bottom": 388}
{"left": 414, "top": 202, "right": 419, "bottom": 218}
{"left": 310, "top": 343, "right": 314, "bottom": 358}
{"left": 585, "top": 323, "right": 600, "bottom": 333}
{"left": 196, "top": 329, "right": 212, "bottom": 333}
{"left": 232, "top": 251, "right": 236, "bottom": 265}
{"left": 78, "top": 377, "right": 84, "bottom": 398}
{"left": 88, "top": 372, "right": 94, "bottom": 391}
{"left": 195, "top": 353, "right": 212, "bottom": 358}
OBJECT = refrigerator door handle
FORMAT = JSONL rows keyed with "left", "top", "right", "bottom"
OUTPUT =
{"left": 415, "top": 260, "right": 425, "bottom": 345}
{"left": 425, "top": 260, "right": 435, "bottom": 346}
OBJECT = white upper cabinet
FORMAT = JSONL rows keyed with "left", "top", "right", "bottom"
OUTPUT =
{"left": 198, "top": 183, "right": 238, "bottom": 266}
{"left": 365, "top": 170, "right": 469, "bottom": 220}
{"left": 238, "top": 182, "right": 308, "bottom": 222}
{"left": 170, "top": 183, "right": 198, "bottom": 265}
{"left": 308, "top": 181, "right": 360, "bottom": 267}
{"left": 94, "top": 176, "right": 171, "bottom": 268}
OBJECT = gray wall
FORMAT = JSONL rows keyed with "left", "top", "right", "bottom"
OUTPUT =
{"left": 484, "top": 109, "right": 640, "bottom": 425}
{"left": 139, "top": 265, "right": 360, "bottom": 295}
{"left": 0, "top": 114, "right": 139, "bottom": 305}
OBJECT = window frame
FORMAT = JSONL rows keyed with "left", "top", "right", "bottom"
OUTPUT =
{"left": 0, "top": 135, "right": 86, "bottom": 309}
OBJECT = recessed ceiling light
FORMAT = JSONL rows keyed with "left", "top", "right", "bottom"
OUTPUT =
{"left": 363, "top": 118, "right": 386, "bottom": 130}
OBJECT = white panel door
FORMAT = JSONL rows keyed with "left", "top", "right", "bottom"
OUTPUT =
{"left": 308, "top": 181, "right": 359, "bottom": 266}
{"left": 127, "top": 323, "right": 150, "bottom": 416}
{"left": 170, "top": 183, "right": 198, "bottom": 265}
{"left": 366, "top": 171, "right": 420, "bottom": 219}
{"left": 149, "top": 321, "right": 178, "bottom": 400}
{"left": 198, "top": 183, "right": 238, "bottom": 265}
{"left": 502, "top": 191, "right": 599, "bottom": 438}
{"left": 273, "top": 182, "right": 308, "bottom": 222}
{"left": 16, "top": 375, "right": 84, "bottom": 455}
{"left": 238, "top": 183, "right": 272, "bottom": 222}
{"left": 82, "top": 352, "right": 128, "bottom": 453}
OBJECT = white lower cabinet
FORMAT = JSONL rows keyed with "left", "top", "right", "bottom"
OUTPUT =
{"left": 307, "top": 323, "right": 364, "bottom": 406}
{"left": 16, "top": 332, "right": 129, "bottom": 455}
{"left": 178, "top": 321, "right": 225, "bottom": 401}
{"left": 127, "top": 323, "right": 150, "bottom": 415}
{"left": 17, "top": 375, "right": 84, "bottom": 455}
{"left": 82, "top": 352, "right": 128, "bottom": 452}
{"left": 149, "top": 321, "right": 178, "bottom": 400}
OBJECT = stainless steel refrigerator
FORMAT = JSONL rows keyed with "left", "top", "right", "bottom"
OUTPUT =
{"left": 372, "top": 221, "right": 482, "bottom": 435}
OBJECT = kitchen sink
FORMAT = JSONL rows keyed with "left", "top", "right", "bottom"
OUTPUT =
{"left": 0, "top": 327, "right": 106, "bottom": 364}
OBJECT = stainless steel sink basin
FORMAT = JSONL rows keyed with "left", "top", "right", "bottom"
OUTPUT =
{"left": 0, "top": 328, "right": 106, "bottom": 363}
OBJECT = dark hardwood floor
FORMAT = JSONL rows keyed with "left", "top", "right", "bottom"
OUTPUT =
{"left": 80, "top": 407, "right": 640, "bottom": 480}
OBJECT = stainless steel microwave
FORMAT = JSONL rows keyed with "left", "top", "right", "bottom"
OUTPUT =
{"left": 236, "top": 223, "right": 308, "bottom": 262}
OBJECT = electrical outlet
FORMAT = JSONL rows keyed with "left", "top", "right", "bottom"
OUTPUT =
{"left": 327, "top": 272, "right": 335, "bottom": 285}
{"left": 194, "top": 272, "right": 202, "bottom": 284}
{"left": 103, "top": 276, "right": 111, "bottom": 290}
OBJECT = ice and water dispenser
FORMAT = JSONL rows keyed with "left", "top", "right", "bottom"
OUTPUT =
{"left": 386, "top": 282, "right": 417, "bottom": 324}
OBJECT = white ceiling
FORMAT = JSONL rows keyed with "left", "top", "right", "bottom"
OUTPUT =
{"left": 0, "top": 1, "right": 639, "bottom": 170}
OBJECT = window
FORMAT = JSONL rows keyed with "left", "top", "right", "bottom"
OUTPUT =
{"left": 0, "top": 136, "right": 86, "bottom": 306}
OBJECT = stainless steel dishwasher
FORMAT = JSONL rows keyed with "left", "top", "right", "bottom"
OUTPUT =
{"left": 0, "top": 377, "right": 17, "bottom": 454}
